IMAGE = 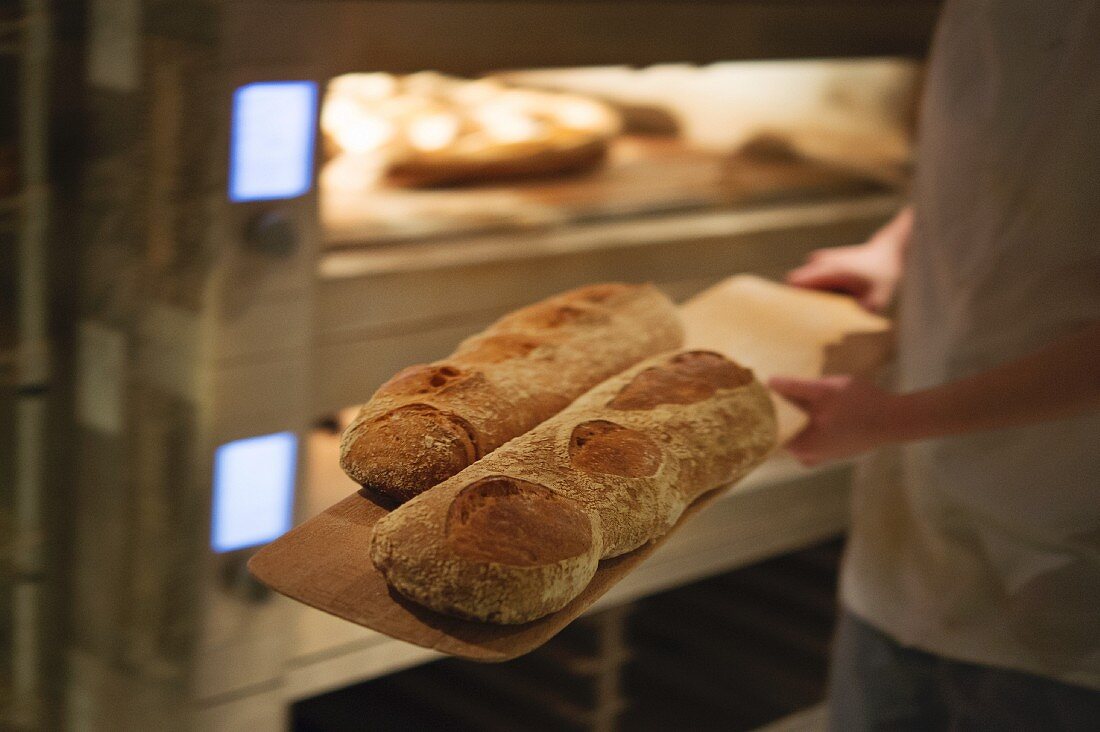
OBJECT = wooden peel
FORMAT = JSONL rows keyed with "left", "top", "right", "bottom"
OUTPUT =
{"left": 248, "top": 275, "right": 892, "bottom": 661}
{"left": 249, "top": 483, "right": 735, "bottom": 663}
{"left": 681, "top": 275, "right": 892, "bottom": 443}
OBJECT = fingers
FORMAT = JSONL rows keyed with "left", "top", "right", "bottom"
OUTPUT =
{"left": 768, "top": 375, "right": 848, "bottom": 407}
{"left": 857, "top": 293, "right": 884, "bottom": 313}
{"left": 768, "top": 376, "right": 823, "bottom": 405}
{"left": 783, "top": 429, "right": 825, "bottom": 467}
{"left": 769, "top": 377, "right": 838, "bottom": 466}
{"left": 786, "top": 244, "right": 897, "bottom": 309}
{"left": 786, "top": 266, "right": 871, "bottom": 299}
{"left": 777, "top": 409, "right": 829, "bottom": 467}
{"left": 857, "top": 281, "right": 895, "bottom": 314}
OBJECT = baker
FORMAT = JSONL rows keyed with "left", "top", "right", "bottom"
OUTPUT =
{"left": 769, "top": 2, "right": 1100, "bottom": 728}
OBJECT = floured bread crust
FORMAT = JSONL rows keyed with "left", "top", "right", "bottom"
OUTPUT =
{"left": 340, "top": 284, "right": 683, "bottom": 503}
{"left": 370, "top": 350, "right": 777, "bottom": 624}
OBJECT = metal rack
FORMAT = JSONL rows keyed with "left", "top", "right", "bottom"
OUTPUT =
{"left": 2, "top": 1, "right": 51, "bottom": 729}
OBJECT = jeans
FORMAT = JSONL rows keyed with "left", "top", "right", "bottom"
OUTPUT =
{"left": 828, "top": 611, "right": 1100, "bottom": 731}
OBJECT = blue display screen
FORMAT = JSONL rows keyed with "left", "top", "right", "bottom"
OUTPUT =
{"left": 228, "top": 81, "right": 318, "bottom": 202}
{"left": 211, "top": 431, "right": 298, "bottom": 553}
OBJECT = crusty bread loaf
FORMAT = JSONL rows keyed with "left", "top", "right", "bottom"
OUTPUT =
{"left": 340, "top": 284, "right": 683, "bottom": 503}
{"left": 387, "top": 135, "right": 609, "bottom": 188}
{"left": 370, "top": 350, "right": 777, "bottom": 624}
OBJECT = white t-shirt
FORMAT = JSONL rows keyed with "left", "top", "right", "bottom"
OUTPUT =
{"left": 841, "top": 0, "right": 1100, "bottom": 689}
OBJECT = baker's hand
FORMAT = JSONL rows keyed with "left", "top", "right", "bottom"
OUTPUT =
{"left": 768, "top": 375, "right": 901, "bottom": 466}
{"left": 787, "top": 206, "right": 912, "bottom": 313}
{"left": 786, "top": 241, "right": 901, "bottom": 313}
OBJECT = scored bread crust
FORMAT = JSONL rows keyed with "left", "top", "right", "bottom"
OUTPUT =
{"left": 340, "top": 283, "right": 683, "bottom": 503}
{"left": 370, "top": 350, "right": 778, "bottom": 624}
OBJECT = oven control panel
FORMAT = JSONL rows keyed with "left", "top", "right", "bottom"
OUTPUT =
{"left": 229, "top": 80, "right": 317, "bottom": 203}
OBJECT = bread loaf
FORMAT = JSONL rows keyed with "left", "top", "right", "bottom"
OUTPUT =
{"left": 370, "top": 350, "right": 777, "bottom": 624}
{"left": 387, "top": 135, "right": 608, "bottom": 188}
{"left": 340, "top": 284, "right": 683, "bottom": 502}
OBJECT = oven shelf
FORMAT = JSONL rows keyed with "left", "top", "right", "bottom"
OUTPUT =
{"left": 320, "top": 136, "right": 897, "bottom": 251}
{"left": 320, "top": 194, "right": 902, "bottom": 281}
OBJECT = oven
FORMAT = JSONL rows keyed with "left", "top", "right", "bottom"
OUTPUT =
{"left": 58, "top": 2, "right": 939, "bottom": 729}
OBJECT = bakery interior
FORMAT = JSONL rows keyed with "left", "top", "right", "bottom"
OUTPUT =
{"left": 1, "top": 1, "right": 945, "bottom": 730}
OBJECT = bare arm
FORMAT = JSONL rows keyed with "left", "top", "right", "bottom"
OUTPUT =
{"left": 893, "top": 321, "right": 1100, "bottom": 441}
{"left": 769, "top": 321, "right": 1100, "bottom": 466}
